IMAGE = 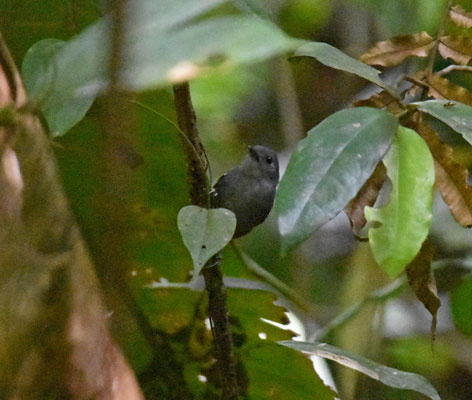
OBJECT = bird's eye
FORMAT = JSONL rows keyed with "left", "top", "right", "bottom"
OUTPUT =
{"left": 266, "top": 156, "right": 273, "bottom": 164}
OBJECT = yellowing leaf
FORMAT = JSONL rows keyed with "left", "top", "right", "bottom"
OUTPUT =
{"left": 426, "top": 74, "right": 472, "bottom": 106}
{"left": 344, "top": 163, "right": 387, "bottom": 236}
{"left": 405, "top": 240, "right": 440, "bottom": 341}
{"left": 438, "top": 36, "right": 472, "bottom": 65}
{"left": 449, "top": 5, "right": 472, "bottom": 29}
{"left": 365, "top": 127, "right": 435, "bottom": 278}
{"left": 360, "top": 32, "right": 435, "bottom": 67}
{"left": 417, "top": 122, "right": 472, "bottom": 227}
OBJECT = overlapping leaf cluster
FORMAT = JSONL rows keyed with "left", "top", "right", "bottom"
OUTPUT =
{"left": 275, "top": 1, "right": 472, "bottom": 354}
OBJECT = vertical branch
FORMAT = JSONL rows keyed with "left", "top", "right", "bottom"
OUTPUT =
{"left": 173, "top": 82, "right": 210, "bottom": 207}
{"left": 172, "top": 82, "right": 240, "bottom": 400}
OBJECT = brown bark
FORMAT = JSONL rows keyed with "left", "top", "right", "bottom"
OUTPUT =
{"left": 0, "top": 34, "right": 143, "bottom": 400}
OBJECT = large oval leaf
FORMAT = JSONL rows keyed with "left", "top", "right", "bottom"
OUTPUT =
{"left": 413, "top": 99, "right": 472, "bottom": 143}
{"left": 365, "top": 126, "right": 435, "bottom": 277}
{"left": 275, "top": 107, "right": 398, "bottom": 254}
{"left": 21, "top": 0, "right": 298, "bottom": 136}
{"left": 280, "top": 341, "right": 441, "bottom": 400}
{"left": 177, "top": 206, "right": 236, "bottom": 275}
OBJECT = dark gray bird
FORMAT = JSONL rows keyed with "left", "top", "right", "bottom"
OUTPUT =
{"left": 212, "top": 145, "right": 279, "bottom": 238}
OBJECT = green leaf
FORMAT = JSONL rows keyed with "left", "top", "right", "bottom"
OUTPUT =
{"left": 22, "top": 0, "right": 298, "bottom": 135}
{"left": 413, "top": 99, "right": 472, "bottom": 144}
{"left": 136, "top": 0, "right": 228, "bottom": 32}
{"left": 365, "top": 126, "right": 435, "bottom": 277}
{"left": 126, "top": 16, "right": 298, "bottom": 90}
{"left": 275, "top": 107, "right": 398, "bottom": 254}
{"left": 244, "top": 342, "right": 337, "bottom": 400}
{"left": 293, "top": 42, "right": 395, "bottom": 95}
{"left": 451, "top": 275, "right": 472, "bottom": 337}
{"left": 227, "top": 289, "right": 293, "bottom": 342}
{"left": 177, "top": 206, "right": 236, "bottom": 274}
{"left": 280, "top": 341, "right": 441, "bottom": 400}
{"left": 21, "top": 39, "right": 96, "bottom": 136}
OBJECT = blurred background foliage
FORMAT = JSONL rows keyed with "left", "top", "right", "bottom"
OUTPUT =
{"left": 2, "top": 0, "right": 472, "bottom": 399}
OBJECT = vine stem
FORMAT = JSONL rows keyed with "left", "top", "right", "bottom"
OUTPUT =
{"left": 173, "top": 82, "right": 240, "bottom": 400}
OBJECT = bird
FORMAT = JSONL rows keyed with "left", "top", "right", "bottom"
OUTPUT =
{"left": 212, "top": 145, "right": 279, "bottom": 238}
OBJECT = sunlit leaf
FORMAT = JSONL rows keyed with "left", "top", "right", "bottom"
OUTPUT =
{"left": 227, "top": 289, "right": 294, "bottom": 342}
{"left": 344, "top": 162, "right": 387, "bottom": 236}
{"left": 449, "top": 5, "right": 472, "bottom": 28}
{"left": 365, "top": 127, "right": 435, "bottom": 277}
{"left": 293, "top": 42, "right": 393, "bottom": 93}
{"left": 275, "top": 108, "right": 398, "bottom": 254}
{"left": 416, "top": 122, "right": 472, "bottom": 227}
{"left": 451, "top": 276, "right": 472, "bottom": 337}
{"left": 426, "top": 74, "right": 472, "bottom": 106}
{"left": 360, "top": 32, "right": 435, "bottom": 67}
{"left": 405, "top": 239, "right": 440, "bottom": 339}
{"left": 353, "top": 90, "right": 403, "bottom": 114}
{"left": 244, "top": 342, "right": 337, "bottom": 400}
{"left": 177, "top": 206, "right": 236, "bottom": 274}
{"left": 438, "top": 36, "right": 472, "bottom": 65}
{"left": 280, "top": 341, "right": 441, "bottom": 400}
{"left": 414, "top": 99, "right": 472, "bottom": 142}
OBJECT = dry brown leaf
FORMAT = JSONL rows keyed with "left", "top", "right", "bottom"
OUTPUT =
{"left": 438, "top": 36, "right": 472, "bottom": 65}
{"left": 344, "top": 162, "right": 387, "bottom": 237}
{"left": 450, "top": 5, "right": 472, "bottom": 29}
{"left": 353, "top": 90, "right": 403, "bottom": 114}
{"left": 405, "top": 239, "right": 440, "bottom": 342}
{"left": 417, "top": 122, "right": 472, "bottom": 227}
{"left": 426, "top": 74, "right": 472, "bottom": 106}
{"left": 360, "top": 32, "right": 435, "bottom": 67}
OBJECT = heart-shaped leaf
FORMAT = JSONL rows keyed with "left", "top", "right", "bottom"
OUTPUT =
{"left": 177, "top": 206, "right": 236, "bottom": 274}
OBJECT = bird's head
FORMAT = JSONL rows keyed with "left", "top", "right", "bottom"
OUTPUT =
{"left": 242, "top": 145, "right": 279, "bottom": 183}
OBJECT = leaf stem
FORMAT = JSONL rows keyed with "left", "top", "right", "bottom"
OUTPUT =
{"left": 314, "top": 257, "right": 471, "bottom": 341}
{"left": 232, "top": 242, "right": 320, "bottom": 315}
{"left": 437, "top": 64, "right": 472, "bottom": 76}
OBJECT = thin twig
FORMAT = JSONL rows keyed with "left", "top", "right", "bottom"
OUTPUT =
{"left": 173, "top": 82, "right": 240, "bottom": 400}
{"left": 125, "top": 98, "right": 212, "bottom": 184}
{"left": 404, "top": 76, "right": 429, "bottom": 89}
{"left": 232, "top": 242, "right": 320, "bottom": 315}
{"left": 437, "top": 64, "right": 472, "bottom": 76}
{"left": 314, "top": 257, "right": 472, "bottom": 341}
